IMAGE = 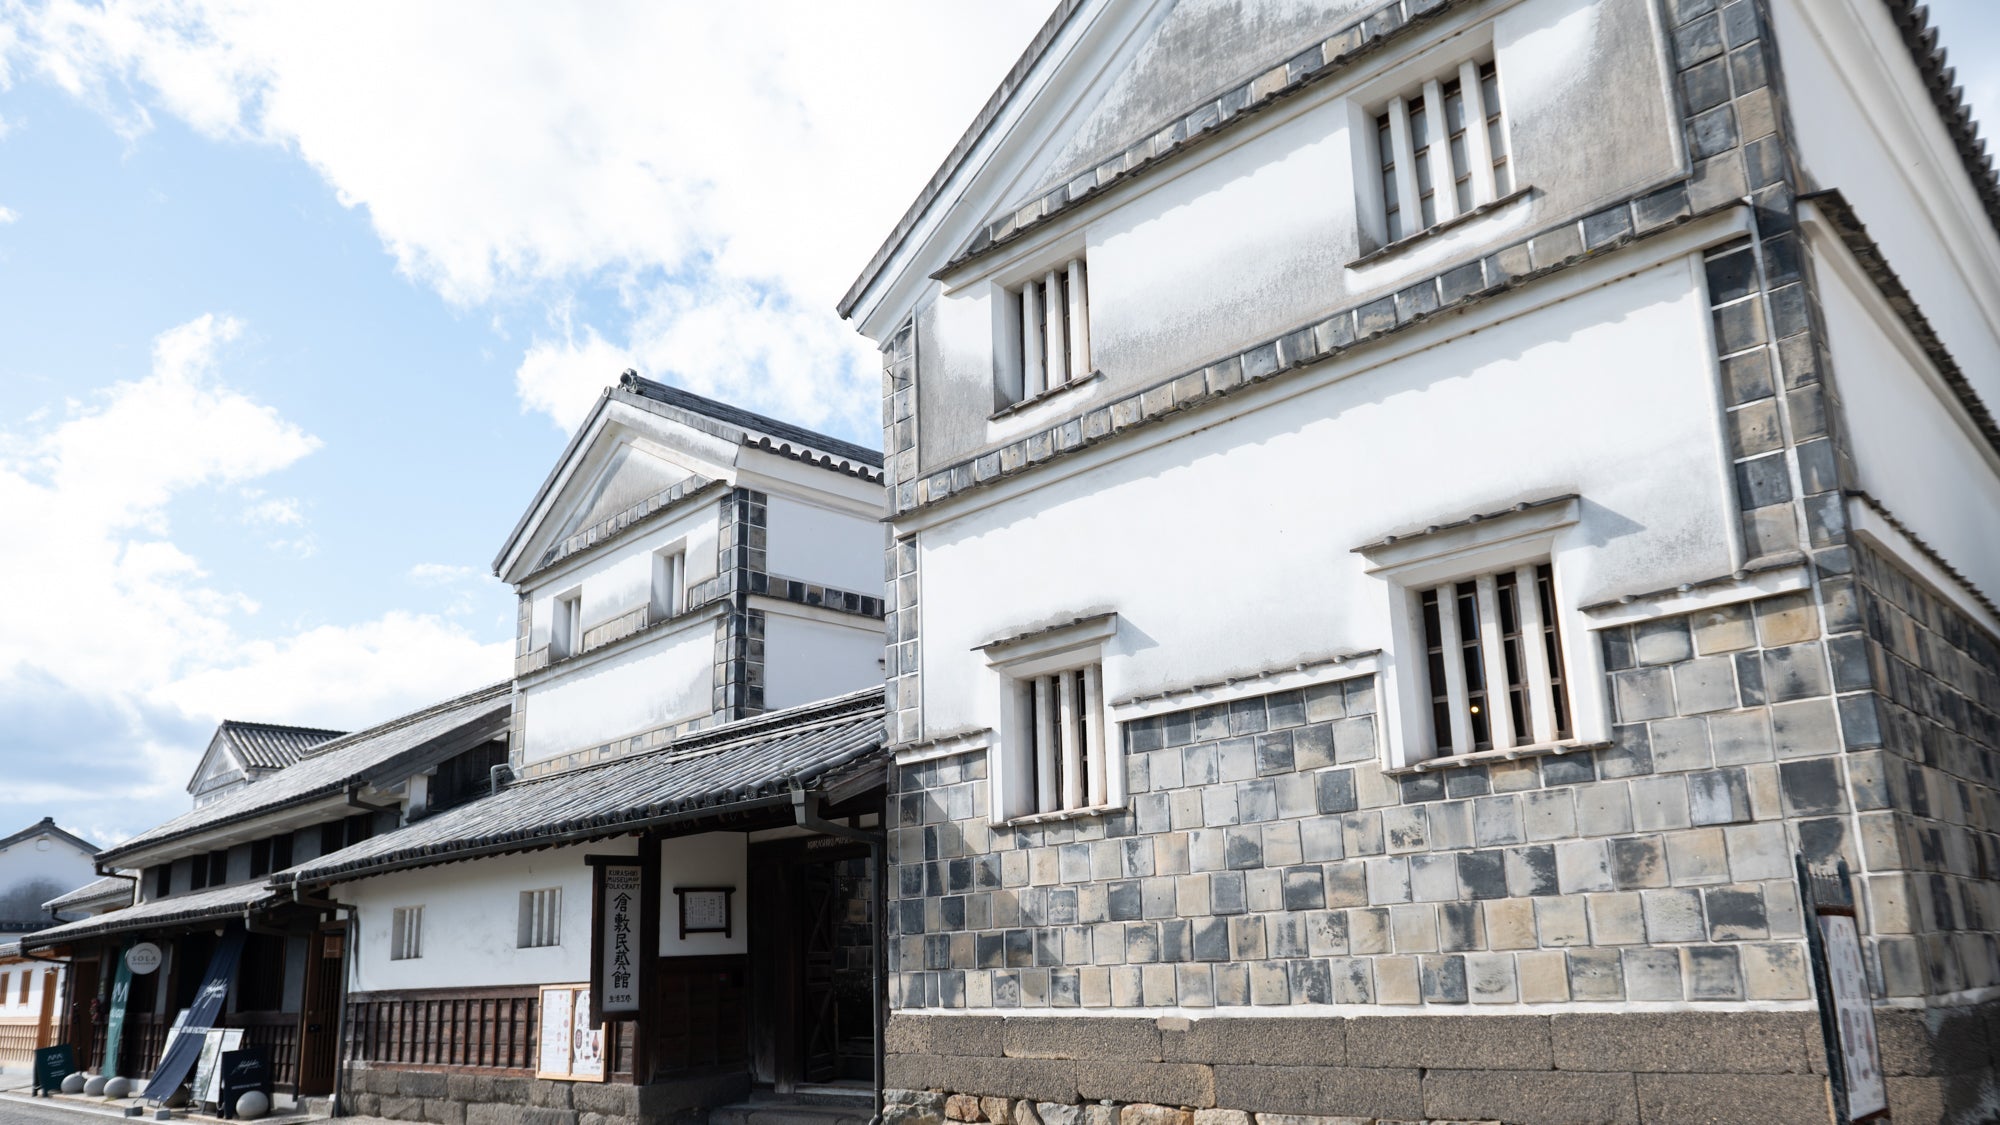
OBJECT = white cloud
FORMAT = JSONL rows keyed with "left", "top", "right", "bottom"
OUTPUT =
{"left": 0, "top": 204, "right": 16, "bottom": 223}
{"left": 408, "top": 562, "right": 477, "bottom": 585}
{"left": 156, "top": 611, "right": 509, "bottom": 730}
{"left": 2, "top": 0, "right": 1053, "bottom": 435}
{"left": 0, "top": 313, "right": 511, "bottom": 830}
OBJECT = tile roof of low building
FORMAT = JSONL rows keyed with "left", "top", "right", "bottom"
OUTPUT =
{"left": 44, "top": 875, "right": 136, "bottom": 914}
{"left": 99, "top": 683, "right": 511, "bottom": 868}
{"left": 219, "top": 720, "right": 346, "bottom": 769}
{"left": 21, "top": 880, "right": 278, "bottom": 951}
{"left": 0, "top": 817, "right": 97, "bottom": 855}
{"left": 276, "top": 687, "right": 887, "bottom": 887}
{"left": 615, "top": 375, "right": 883, "bottom": 472}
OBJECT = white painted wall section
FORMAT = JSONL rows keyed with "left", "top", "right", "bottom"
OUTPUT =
{"left": 659, "top": 833, "right": 747, "bottom": 958}
{"left": 520, "top": 619, "right": 717, "bottom": 764}
{"left": 765, "top": 496, "right": 884, "bottom": 593}
{"left": 760, "top": 611, "right": 886, "bottom": 713}
{"left": 918, "top": 259, "right": 1735, "bottom": 748}
{"left": 341, "top": 840, "right": 636, "bottom": 993}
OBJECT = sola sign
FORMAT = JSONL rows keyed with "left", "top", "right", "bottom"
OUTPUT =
{"left": 597, "top": 864, "right": 643, "bottom": 1015}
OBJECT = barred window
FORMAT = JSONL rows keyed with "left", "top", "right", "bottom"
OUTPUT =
{"left": 1017, "top": 663, "right": 1108, "bottom": 815}
{"left": 1003, "top": 258, "right": 1091, "bottom": 406}
{"left": 390, "top": 906, "right": 424, "bottom": 961}
{"left": 1375, "top": 58, "right": 1511, "bottom": 243}
{"left": 518, "top": 888, "right": 561, "bottom": 948}
{"left": 1419, "top": 562, "right": 1570, "bottom": 754}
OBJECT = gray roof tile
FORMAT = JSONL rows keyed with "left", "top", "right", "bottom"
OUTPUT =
{"left": 278, "top": 687, "right": 886, "bottom": 886}
{"left": 219, "top": 720, "right": 346, "bottom": 770}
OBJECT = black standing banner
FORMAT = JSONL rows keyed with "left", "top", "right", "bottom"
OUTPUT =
{"left": 217, "top": 1045, "right": 271, "bottom": 1119}
{"left": 142, "top": 929, "right": 247, "bottom": 1102}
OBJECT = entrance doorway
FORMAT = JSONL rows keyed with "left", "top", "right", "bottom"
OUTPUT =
{"left": 747, "top": 840, "right": 875, "bottom": 1091}
{"left": 295, "top": 924, "right": 345, "bottom": 1096}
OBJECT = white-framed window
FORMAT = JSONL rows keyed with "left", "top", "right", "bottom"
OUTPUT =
{"left": 1417, "top": 563, "right": 1570, "bottom": 754}
{"left": 1357, "top": 496, "right": 1604, "bottom": 766}
{"left": 390, "top": 905, "right": 424, "bottom": 960}
{"left": 1001, "top": 256, "right": 1091, "bottom": 407}
{"left": 1372, "top": 56, "right": 1511, "bottom": 244}
{"left": 518, "top": 887, "right": 561, "bottom": 948}
{"left": 980, "top": 613, "right": 1121, "bottom": 821}
{"left": 552, "top": 589, "right": 583, "bottom": 659}
{"left": 651, "top": 548, "right": 685, "bottom": 623}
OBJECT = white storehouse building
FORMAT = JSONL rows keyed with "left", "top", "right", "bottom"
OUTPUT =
{"left": 841, "top": 0, "right": 2000, "bottom": 1122}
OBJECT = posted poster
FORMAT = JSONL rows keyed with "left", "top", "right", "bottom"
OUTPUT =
{"left": 192, "top": 1028, "right": 245, "bottom": 1106}
{"left": 536, "top": 983, "right": 605, "bottom": 1082}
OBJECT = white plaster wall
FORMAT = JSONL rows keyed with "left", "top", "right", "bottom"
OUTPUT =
{"left": 0, "top": 962, "right": 59, "bottom": 1016}
{"left": 760, "top": 610, "right": 885, "bottom": 713}
{"left": 0, "top": 834, "right": 98, "bottom": 922}
{"left": 1816, "top": 252, "right": 2000, "bottom": 601}
{"left": 765, "top": 495, "right": 884, "bottom": 593}
{"left": 520, "top": 618, "right": 717, "bottom": 764}
{"left": 341, "top": 840, "right": 635, "bottom": 993}
{"left": 918, "top": 0, "right": 1682, "bottom": 474}
{"left": 1771, "top": 0, "right": 2000, "bottom": 423}
{"left": 524, "top": 509, "right": 719, "bottom": 653}
{"left": 918, "top": 258, "right": 1735, "bottom": 744}
{"left": 658, "top": 832, "right": 747, "bottom": 958}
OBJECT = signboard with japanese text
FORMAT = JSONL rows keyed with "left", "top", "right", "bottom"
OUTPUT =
{"left": 595, "top": 863, "right": 643, "bottom": 1016}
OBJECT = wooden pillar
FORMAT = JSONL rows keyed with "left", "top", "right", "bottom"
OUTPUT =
{"left": 636, "top": 831, "right": 662, "bottom": 1086}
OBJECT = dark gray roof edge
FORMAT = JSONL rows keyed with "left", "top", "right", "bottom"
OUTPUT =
{"left": 1885, "top": 1, "right": 2000, "bottom": 257}
{"left": 494, "top": 387, "right": 617, "bottom": 577}
{"left": 97, "top": 683, "right": 512, "bottom": 866}
{"left": 617, "top": 375, "right": 883, "bottom": 468}
{"left": 0, "top": 818, "right": 98, "bottom": 855}
{"left": 276, "top": 687, "right": 888, "bottom": 887}
{"left": 837, "top": 0, "right": 1091, "bottom": 320}
{"left": 44, "top": 875, "right": 134, "bottom": 911}
{"left": 21, "top": 890, "right": 279, "bottom": 952}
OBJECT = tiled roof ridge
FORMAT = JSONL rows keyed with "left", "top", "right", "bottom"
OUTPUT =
{"left": 0, "top": 817, "right": 97, "bottom": 854}
{"left": 1884, "top": 1, "right": 2000, "bottom": 258}
{"left": 296, "top": 681, "right": 510, "bottom": 760}
{"left": 503, "top": 685, "right": 887, "bottom": 793}
{"left": 838, "top": 0, "right": 1091, "bottom": 318}
{"left": 1801, "top": 188, "right": 2000, "bottom": 461}
{"left": 219, "top": 719, "right": 346, "bottom": 737}
{"left": 43, "top": 874, "right": 134, "bottom": 911}
{"left": 942, "top": 0, "right": 1458, "bottom": 274}
{"left": 616, "top": 373, "right": 884, "bottom": 472}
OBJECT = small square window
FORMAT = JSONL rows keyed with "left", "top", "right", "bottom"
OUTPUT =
{"left": 518, "top": 888, "right": 561, "bottom": 948}
{"left": 651, "top": 549, "right": 685, "bottom": 623}
{"left": 1373, "top": 57, "right": 1511, "bottom": 244}
{"left": 1001, "top": 257, "right": 1091, "bottom": 407}
{"left": 390, "top": 906, "right": 424, "bottom": 961}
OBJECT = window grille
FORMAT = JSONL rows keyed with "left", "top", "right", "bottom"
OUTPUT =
{"left": 1418, "top": 562, "right": 1570, "bottom": 754}
{"left": 390, "top": 906, "right": 424, "bottom": 960}
{"left": 518, "top": 888, "right": 562, "bottom": 948}
{"left": 1006, "top": 258, "right": 1091, "bottom": 405}
{"left": 651, "top": 549, "right": 685, "bottom": 623}
{"left": 1376, "top": 59, "right": 1510, "bottom": 242}
{"left": 554, "top": 591, "right": 583, "bottom": 658}
{"left": 1018, "top": 663, "right": 1108, "bottom": 814}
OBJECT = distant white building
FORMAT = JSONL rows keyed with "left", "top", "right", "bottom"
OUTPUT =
{"left": 0, "top": 818, "right": 98, "bottom": 934}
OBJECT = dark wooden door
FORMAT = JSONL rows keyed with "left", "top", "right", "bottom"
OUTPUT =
{"left": 748, "top": 841, "right": 874, "bottom": 1091}
{"left": 295, "top": 925, "right": 344, "bottom": 1096}
{"left": 64, "top": 955, "right": 99, "bottom": 1068}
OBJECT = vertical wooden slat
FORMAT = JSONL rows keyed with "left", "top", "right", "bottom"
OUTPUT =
{"left": 1458, "top": 60, "right": 1496, "bottom": 205}
{"left": 1387, "top": 95, "right": 1421, "bottom": 241}
{"left": 1515, "top": 563, "right": 1557, "bottom": 743}
{"left": 1475, "top": 574, "right": 1516, "bottom": 750}
{"left": 1082, "top": 664, "right": 1107, "bottom": 807}
{"left": 1066, "top": 259, "right": 1090, "bottom": 379}
{"left": 1421, "top": 77, "right": 1458, "bottom": 223}
{"left": 1435, "top": 585, "right": 1474, "bottom": 754}
{"left": 1033, "top": 676, "right": 1057, "bottom": 813}
{"left": 1042, "top": 269, "right": 1067, "bottom": 388}
{"left": 1057, "top": 670, "right": 1083, "bottom": 811}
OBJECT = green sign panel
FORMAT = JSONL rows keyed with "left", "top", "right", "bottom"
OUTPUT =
{"left": 105, "top": 942, "right": 135, "bottom": 1077}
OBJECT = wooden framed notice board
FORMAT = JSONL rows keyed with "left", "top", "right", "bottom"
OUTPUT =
{"left": 535, "top": 983, "right": 606, "bottom": 1082}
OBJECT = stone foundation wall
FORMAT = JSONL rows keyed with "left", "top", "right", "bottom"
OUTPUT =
{"left": 338, "top": 1064, "right": 748, "bottom": 1125}
{"left": 883, "top": 1003, "right": 2000, "bottom": 1125}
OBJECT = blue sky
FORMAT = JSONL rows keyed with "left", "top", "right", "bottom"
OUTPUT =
{"left": 0, "top": 0, "right": 1996, "bottom": 851}
{"left": 0, "top": 0, "right": 1052, "bottom": 846}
